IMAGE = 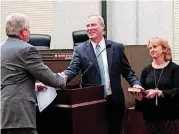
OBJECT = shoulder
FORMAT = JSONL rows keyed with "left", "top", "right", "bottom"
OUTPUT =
{"left": 73, "top": 40, "right": 92, "bottom": 54}
{"left": 17, "top": 41, "right": 38, "bottom": 54}
{"left": 1, "top": 38, "right": 35, "bottom": 52}
{"left": 74, "top": 40, "right": 89, "bottom": 50}
{"left": 168, "top": 61, "right": 179, "bottom": 71}
{"left": 12, "top": 38, "right": 34, "bottom": 50}
{"left": 106, "top": 39, "right": 124, "bottom": 49}
{"left": 21, "top": 40, "right": 34, "bottom": 48}
{"left": 142, "top": 64, "right": 152, "bottom": 73}
{"left": 169, "top": 61, "right": 179, "bottom": 67}
{"left": 15, "top": 41, "right": 39, "bottom": 57}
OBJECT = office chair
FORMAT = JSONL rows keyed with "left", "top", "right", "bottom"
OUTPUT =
{"left": 28, "top": 34, "right": 51, "bottom": 50}
{"left": 72, "top": 30, "right": 89, "bottom": 48}
{"left": 72, "top": 30, "right": 107, "bottom": 48}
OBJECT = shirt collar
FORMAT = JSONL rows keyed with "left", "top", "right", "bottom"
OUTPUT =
{"left": 91, "top": 37, "right": 105, "bottom": 50}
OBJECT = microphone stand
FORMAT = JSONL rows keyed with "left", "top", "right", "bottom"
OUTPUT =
{"left": 79, "top": 45, "right": 110, "bottom": 88}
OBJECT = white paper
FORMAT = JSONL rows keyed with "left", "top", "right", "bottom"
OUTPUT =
{"left": 36, "top": 85, "right": 57, "bottom": 112}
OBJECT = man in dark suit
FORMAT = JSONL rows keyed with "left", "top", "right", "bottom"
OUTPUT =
{"left": 61, "top": 15, "right": 142, "bottom": 134}
{"left": 1, "top": 13, "right": 66, "bottom": 134}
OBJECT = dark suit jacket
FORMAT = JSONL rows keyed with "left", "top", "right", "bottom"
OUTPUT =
{"left": 64, "top": 39, "right": 140, "bottom": 105}
{"left": 1, "top": 37, "right": 66, "bottom": 129}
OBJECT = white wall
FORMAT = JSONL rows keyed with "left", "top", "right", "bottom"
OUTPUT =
{"left": 107, "top": 1, "right": 137, "bottom": 45}
{"left": 1, "top": 0, "right": 57, "bottom": 45}
{"left": 173, "top": 1, "right": 179, "bottom": 65}
{"left": 138, "top": 1, "right": 173, "bottom": 46}
{"left": 53, "top": 1, "right": 101, "bottom": 49}
{"left": 107, "top": 1, "right": 173, "bottom": 47}
{"left": 1, "top": 1, "right": 174, "bottom": 49}
{"left": 0, "top": 0, "right": 101, "bottom": 49}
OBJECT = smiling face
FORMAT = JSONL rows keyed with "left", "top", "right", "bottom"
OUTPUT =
{"left": 147, "top": 37, "right": 171, "bottom": 62}
{"left": 148, "top": 41, "right": 164, "bottom": 59}
{"left": 86, "top": 16, "right": 105, "bottom": 43}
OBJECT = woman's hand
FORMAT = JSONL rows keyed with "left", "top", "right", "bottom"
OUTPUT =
{"left": 145, "top": 89, "right": 159, "bottom": 99}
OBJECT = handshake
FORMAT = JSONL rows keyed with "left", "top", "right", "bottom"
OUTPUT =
{"left": 36, "top": 72, "right": 68, "bottom": 91}
{"left": 57, "top": 72, "right": 68, "bottom": 81}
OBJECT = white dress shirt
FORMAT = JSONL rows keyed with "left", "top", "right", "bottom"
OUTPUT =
{"left": 91, "top": 38, "right": 112, "bottom": 95}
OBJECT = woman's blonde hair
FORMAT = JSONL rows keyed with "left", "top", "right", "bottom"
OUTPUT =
{"left": 147, "top": 37, "right": 172, "bottom": 61}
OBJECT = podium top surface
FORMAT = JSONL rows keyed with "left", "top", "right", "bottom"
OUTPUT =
{"left": 53, "top": 85, "right": 105, "bottom": 105}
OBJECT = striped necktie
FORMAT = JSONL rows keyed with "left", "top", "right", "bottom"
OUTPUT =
{"left": 95, "top": 44, "right": 107, "bottom": 97}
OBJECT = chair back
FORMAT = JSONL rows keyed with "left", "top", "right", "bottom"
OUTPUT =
{"left": 28, "top": 34, "right": 51, "bottom": 50}
{"left": 72, "top": 30, "right": 89, "bottom": 48}
{"left": 72, "top": 30, "right": 107, "bottom": 48}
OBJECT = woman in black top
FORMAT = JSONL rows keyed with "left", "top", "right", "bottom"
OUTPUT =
{"left": 135, "top": 37, "right": 179, "bottom": 134}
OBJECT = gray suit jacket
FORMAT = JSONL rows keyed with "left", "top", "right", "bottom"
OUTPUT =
{"left": 1, "top": 37, "right": 66, "bottom": 129}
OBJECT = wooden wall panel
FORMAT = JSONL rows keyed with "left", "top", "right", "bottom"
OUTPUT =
{"left": 122, "top": 45, "right": 151, "bottom": 108}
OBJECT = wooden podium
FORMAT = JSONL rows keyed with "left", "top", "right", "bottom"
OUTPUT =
{"left": 36, "top": 85, "right": 108, "bottom": 134}
{"left": 124, "top": 108, "right": 145, "bottom": 134}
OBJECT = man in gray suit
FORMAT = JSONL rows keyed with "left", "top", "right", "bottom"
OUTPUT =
{"left": 1, "top": 13, "right": 66, "bottom": 134}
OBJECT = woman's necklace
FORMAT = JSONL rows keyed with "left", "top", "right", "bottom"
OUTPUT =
{"left": 153, "top": 68, "right": 164, "bottom": 105}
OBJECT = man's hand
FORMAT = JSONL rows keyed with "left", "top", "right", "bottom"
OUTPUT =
{"left": 35, "top": 82, "right": 47, "bottom": 91}
{"left": 133, "top": 84, "right": 144, "bottom": 89}
{"left": 132, "top": 85, "right": 148, "bottom": 97}
{"left": 134, "top": 92, "right": 143, "bottom": 101}
{"left": 58, "top": 72, "right": 68, "bottom": 81}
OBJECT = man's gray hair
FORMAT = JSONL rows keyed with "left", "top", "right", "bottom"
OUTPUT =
{"left": 6, "top": 13, "right": 29, "bottom": 36}
{"left": 86, "top": 15, "right": 104, "bottom": 24}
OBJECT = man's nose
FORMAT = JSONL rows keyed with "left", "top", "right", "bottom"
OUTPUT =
{"left": 87, "top": 26, "right": 93, "bottom": 30}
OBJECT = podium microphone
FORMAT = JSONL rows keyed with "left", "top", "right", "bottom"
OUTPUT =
{"left": 79, "top": 44, "right": 111, "bottom": 88}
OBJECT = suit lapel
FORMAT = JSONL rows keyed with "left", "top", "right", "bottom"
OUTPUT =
{"left": 85, "top": 40, "right": 100, "bottom": 73}
{"left": 105, "top": 40, "right": 113, "bottom": 75}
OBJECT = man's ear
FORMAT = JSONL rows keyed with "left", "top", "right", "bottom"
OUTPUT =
{"left": 20, "top": 29, "right": 25, "bottom": 36}
{"left": 101, "top": 24, "right": 105, "bottom": 30}
{"left": 18, "top": 29, "right": 25, "bottom": 40}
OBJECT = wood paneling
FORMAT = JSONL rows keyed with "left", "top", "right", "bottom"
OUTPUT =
{"left": 122, "top": 45, "right": 151, "bottom": 108}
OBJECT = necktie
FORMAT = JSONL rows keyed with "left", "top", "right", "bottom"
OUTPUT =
{"left": 95, "top": 44, "right": 107, "bottom": 97}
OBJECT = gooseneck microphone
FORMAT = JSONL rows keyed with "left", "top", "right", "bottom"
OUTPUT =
{"left": 79, "top": 44, "right": 111, "bottom": 88}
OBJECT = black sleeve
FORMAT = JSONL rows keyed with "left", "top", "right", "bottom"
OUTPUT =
{"left": 64, "top": 47, "right": 81, "bottom": 83}
{"left": 162, "top": 64, "right": 179, "bottom": 99}
{"left": 135, "top": 65, "right": 150, "bottom": 112}
{"left": 139, "top": 65, "right": 150, "bottom": 89}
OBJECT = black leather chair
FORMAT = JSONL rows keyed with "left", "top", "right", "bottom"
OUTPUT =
{"left": 28, "top": 34, "right": 51, "bottom": 50}
{"left": 72, "top": 30, "right": 107, "bottom": 48}
{"left": 72, "top": 30, "right": 89, "bottom": 48}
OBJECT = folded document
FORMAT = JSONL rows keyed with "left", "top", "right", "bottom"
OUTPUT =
{"left": 36, "top": 85, "right": 57, "bottom": 112}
